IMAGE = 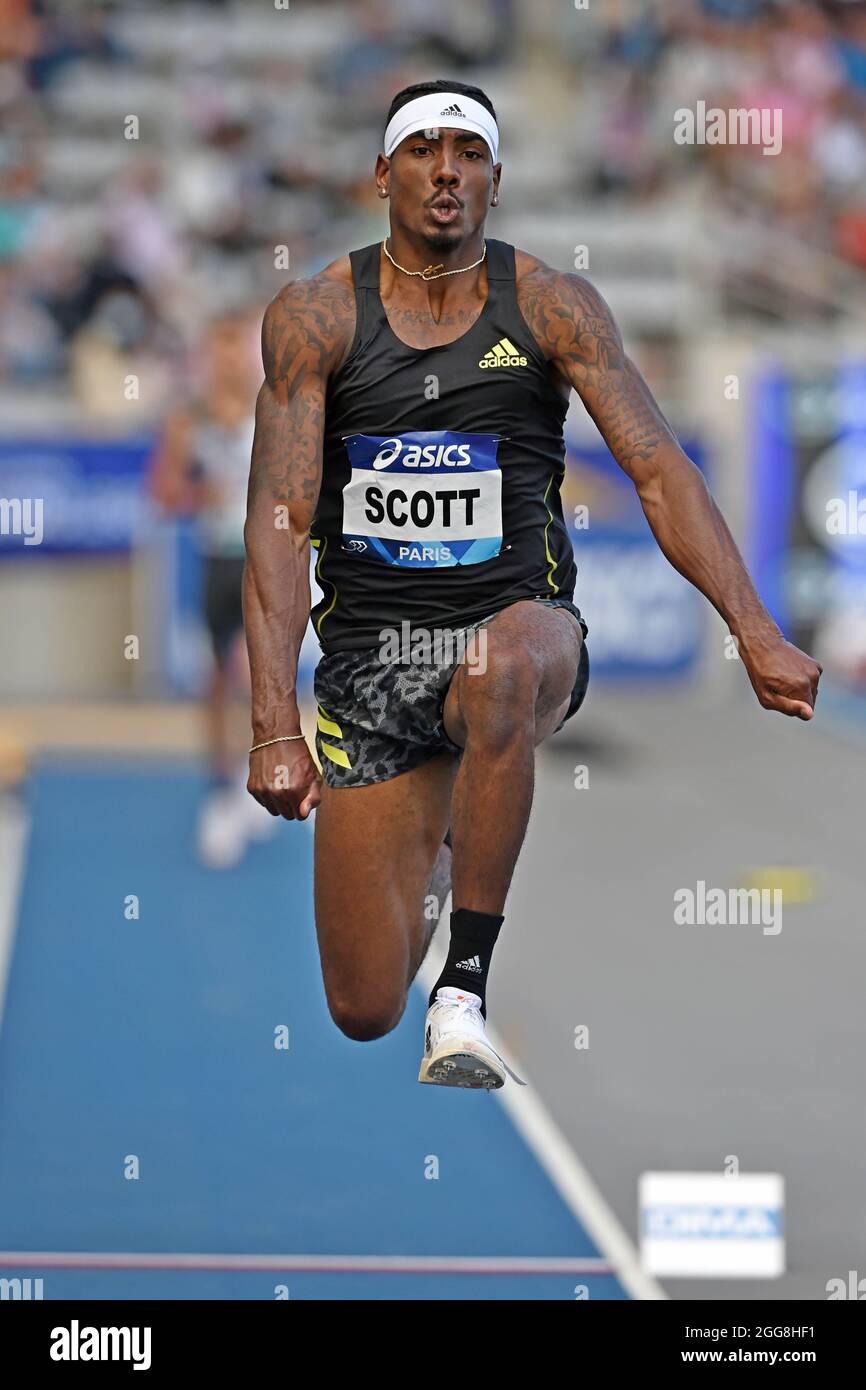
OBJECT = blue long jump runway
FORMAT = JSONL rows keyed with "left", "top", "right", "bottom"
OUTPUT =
{"left": 0, "top": 758, "right": 629, "bottom": 1300}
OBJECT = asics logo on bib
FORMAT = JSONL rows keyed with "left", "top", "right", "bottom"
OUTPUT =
{"left": 342, "top": 430, "right": 503, "bottom": 569}
{"left": 371, "top": 437, "right": 473, "bottom": 470}
{"left": 479, "top": 337, "right": 528, "bottom": 369}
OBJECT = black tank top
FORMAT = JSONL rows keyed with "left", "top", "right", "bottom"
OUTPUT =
{"left": 309, "top": 239, "right": 577, "bottom": 652}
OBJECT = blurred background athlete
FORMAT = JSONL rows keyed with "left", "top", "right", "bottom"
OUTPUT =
{"left": 150, "top": 307, "right": 274, "bottom": 867}
{"left": 244, "top": 80, "right": 821, "bottom": 1089}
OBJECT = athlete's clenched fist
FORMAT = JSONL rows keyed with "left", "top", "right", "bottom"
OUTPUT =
{"left": 248, "top": 740, "right": 322, "bottom": 819}
{"left": 740, "top": 632, "right": 822, "bottom": 720}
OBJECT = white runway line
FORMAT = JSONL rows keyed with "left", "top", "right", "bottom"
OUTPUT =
{"left": 0, "top": 1251, "right": 614, "bottom": 1275}
{"left": 416, "top": 949, "right": 667, "bottom": 1301}
{"left": 0, "top": 792, "right": 28, "bottom": 1032}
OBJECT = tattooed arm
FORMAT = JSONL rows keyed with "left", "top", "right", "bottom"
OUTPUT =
{"left": 244, "top": 268, "right": 355, "bottom": 817}
{"left": 517, "top": 257, "right": 821, "bottom": 719}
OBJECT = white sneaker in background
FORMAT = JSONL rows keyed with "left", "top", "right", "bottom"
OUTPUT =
{"left": 196, "top": 786, "right": 247, "bottom": 869}
{"left": 418, "top": 986, "right": 526, "bottom": 1089}
{"left": 238, "top": 784, "right": 279, "bottom": 841}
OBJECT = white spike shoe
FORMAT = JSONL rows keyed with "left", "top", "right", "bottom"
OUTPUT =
{"left": 418, "top": 987, "right": 526, "bottom": 1089}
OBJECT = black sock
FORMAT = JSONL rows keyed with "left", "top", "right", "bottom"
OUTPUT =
{"left": 429, "top": 907, "right": 504, "bottom": 1019}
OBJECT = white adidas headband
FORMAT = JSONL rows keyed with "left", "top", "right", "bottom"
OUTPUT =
{"left": 383, "top": 92, "right": 499, "bottom": 163}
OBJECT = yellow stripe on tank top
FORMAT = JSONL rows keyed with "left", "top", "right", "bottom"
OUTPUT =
{"left": 542, "top": 473, "right": 560, "bottom": 594}
{"left": 313, "top": 534, "right": 339, "bottom": 637}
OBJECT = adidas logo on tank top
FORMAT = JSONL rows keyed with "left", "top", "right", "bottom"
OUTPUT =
{"left": 478, "top": 337, "right": 528, "bottom": 369}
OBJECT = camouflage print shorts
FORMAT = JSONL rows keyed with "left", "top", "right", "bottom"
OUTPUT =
{"left": 313, "top": 596, "right": 590, "bottom": 789}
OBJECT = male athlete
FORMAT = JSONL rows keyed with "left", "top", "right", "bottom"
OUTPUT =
{"left": 151, "top": 308, "right": 271, "bottom": 867}
{"left": 244, "top": 80, "right": 821, "bottom": 1089}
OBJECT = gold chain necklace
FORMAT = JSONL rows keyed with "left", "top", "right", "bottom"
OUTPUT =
{"left": 382, "top": 237, "right": 486, "bottom": 282}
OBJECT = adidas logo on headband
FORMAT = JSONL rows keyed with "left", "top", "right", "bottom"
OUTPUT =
{"left": 383, "top": 92, "right": 499, "bottom": 161}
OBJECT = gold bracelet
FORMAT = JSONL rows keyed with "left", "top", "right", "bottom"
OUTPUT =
{"left": 249, "top": 734, "right": 306, "bottom": 753}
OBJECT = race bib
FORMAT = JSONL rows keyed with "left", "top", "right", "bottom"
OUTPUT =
{"left": 341, "top": 431, "right": 502, "bottom": 567}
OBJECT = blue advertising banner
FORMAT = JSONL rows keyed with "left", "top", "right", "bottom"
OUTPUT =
{"left": 750, "top": 363, "right": 866, "bottom": 689}
{"left": 0, "top": 437, "right": 154, "bottom": 554}
{"left": 561, "top": 435, "right": 707, "bottom": 677}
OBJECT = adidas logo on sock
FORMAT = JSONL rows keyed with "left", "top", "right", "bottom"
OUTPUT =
{"left": 439, "top": 103, "right": 465, "bottom": 117}
{"left": 478, "top": 337, "right": 528, "bottom": 369}
{"left": 455, "top": 954, "right": 482, "bottom": 973}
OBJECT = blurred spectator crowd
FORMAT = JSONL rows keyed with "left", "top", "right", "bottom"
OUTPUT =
{"left": 0, "top": 0, "right": 865, "bottom": 419}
